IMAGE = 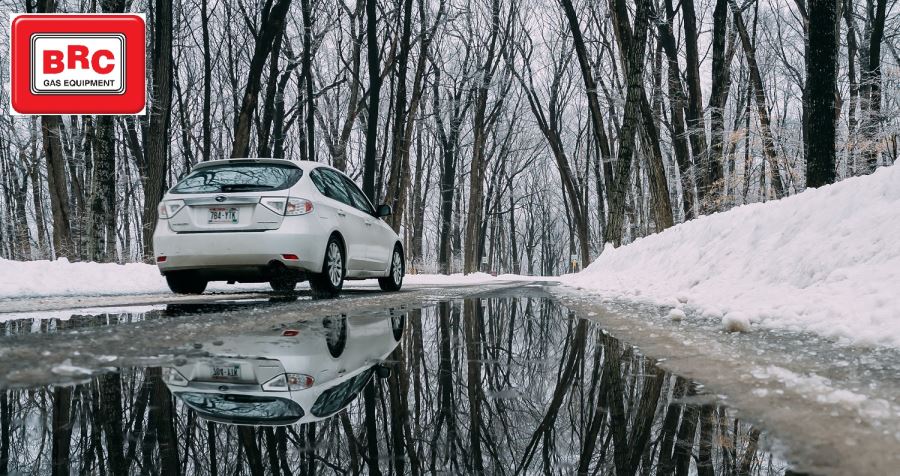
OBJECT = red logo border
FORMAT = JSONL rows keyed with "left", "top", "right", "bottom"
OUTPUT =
{"left": 10, "top": 14, "right": 146, "bottom": 115}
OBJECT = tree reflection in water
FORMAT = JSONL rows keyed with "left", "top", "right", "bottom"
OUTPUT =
{"left": 0, "top": 298, "right": 791, "bottom": 475}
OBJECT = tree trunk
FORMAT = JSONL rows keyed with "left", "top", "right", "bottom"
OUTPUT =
{"left": 804, "top": 0, "right": 839, "bottom": 187}
{"left": 464, "top": 299, "right": 485, "bottom": 472}
{"left": 464, "top": 0, "right": 501, "bottom": 274}
{"left": 843, "top": 0, "right": 859, "bottom": 175}
{"left": 859, "top": 0, "right": 887, "bottom": 173}
{"left": 201, "top": 0, "right": 212, "bottom": 162}
{"left": 141, "top": 0, "right": 175, "bottom": 260}
{"left": 363, "top": 0, "right": 381, "bottom": 202}
{"left": 87, "top": 115, "right": 116, "bottom": 262}
{"left": 657, "top": 10, "right": 696, "bottom": 220}
{"left": 604, "top": 0, "right": 652, "bottom": 247}
{"left": 302, "top": 0, "right": 316, "bottom": 162}
{"left": 99, "top": 372, "right": 127, "bottom": 476}
{"left": 559, "top": 0, "right": 615, "bottom": 203}
{"left": 730, "top": 1, "right": 787, "bottom": 198}
{"left": 42, "top": 115, "right": 75, "bottom": 259}
{"left": 384, "top": 0, "right": 415, "bottom": 231}
{"left": 708, "top": 0, "right": 734, "bottom": 203}
{"left": 51, "top": 386, "right": 73, "bottom": 476}
{"left": 682, "top": 0, "right": 716, "bottom": 210}
{"left": 230, "top": 0, "right": 294, "bottom": 159}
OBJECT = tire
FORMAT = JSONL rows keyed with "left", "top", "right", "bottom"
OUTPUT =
{"left": 309, "top": 236, "right": 344, "bottom": 298}
{"left": 378, "top": 246, "right": 404, "bottom": 292}
{"left": 390, "top": 312, "right": 406, "bottom": 341}
{"left": 324, "top": 315, "right": 347, "bottom": 358}
{"left": 269, "top": 278, "right": 297, "bottom": 293}
{"left": 165, "top": 272, "right": 207, "bottom": 295}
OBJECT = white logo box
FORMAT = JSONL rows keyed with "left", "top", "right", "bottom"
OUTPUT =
{"left": 30, "top": 33, "right": 126, "bottom": 95}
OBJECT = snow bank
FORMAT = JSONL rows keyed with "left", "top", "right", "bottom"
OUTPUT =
{"left": 0, "top": 257, "right": 538, "bottom": 299}
{"left": 0, "top": 258, "right": 171, "bottom": 298}
{"left": 561, "top": 165, "right": 900, "bottom": 347}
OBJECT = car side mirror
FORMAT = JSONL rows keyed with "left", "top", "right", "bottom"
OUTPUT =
{"left": 375, "top": 204, "right": 392, "bottom": 218}
{"left": 375, "top": 364, "right": 392, "bottom": 379}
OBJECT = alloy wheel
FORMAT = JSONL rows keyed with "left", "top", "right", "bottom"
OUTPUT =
{"left": 392, "top": 251, "right": 403, "bottom": 284}
{"left": 328, "top": 242, "right": 343, "bottom": 287}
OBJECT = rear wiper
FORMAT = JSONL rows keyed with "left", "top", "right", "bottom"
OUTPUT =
{"left": 220, "top": 184, "right": 276, "bottom": 192}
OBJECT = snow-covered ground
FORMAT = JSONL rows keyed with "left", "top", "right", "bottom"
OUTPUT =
{"left": 561, "top": 164, "right": 900, "bottom": 348}
{"left": 0, "top": 257, "right": 537, "bottom": 299}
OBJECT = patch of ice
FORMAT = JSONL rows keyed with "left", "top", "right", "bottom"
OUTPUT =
{"left": 752, "top": 365, "right": 894, "bottom": 419}
{"left": 51, "top": 359, "right": 93, "bottom": 377}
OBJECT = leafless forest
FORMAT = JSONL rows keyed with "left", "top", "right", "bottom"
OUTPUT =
{"left": 0, "top": 0, "right": 897, "bottom": 274}
{"left": 0, "top": 298, "right": 790, "bottom": 475}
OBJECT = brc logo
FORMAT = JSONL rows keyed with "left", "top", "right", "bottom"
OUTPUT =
{"left": 10, "top": 14, "right": 145, "bottom": 115}
{"left": 31, "top": 34, "right": 126, "bottom": 95}
{"left": 43, "top": 44, "right": 117, "bottom": 74}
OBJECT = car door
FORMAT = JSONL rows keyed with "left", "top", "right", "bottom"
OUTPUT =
{"left": 309, "top": 168, "right": 368, "bottom": 273}
{"left": 338, "top": 174, "right": 396, "bottom": 272}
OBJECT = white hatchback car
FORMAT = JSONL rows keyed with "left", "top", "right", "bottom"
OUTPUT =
{"left": 153, "top": 159, "right": 404, "bottom": 297}
{"left": 162, "top": 310, "right": 404, "bottom": 426}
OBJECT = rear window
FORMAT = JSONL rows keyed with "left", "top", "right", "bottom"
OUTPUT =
{"left": 171, "top": 163, "right": 303, "bottom": 194}
{"left": 178, "top": 392, "right": 304, "bottom": 425}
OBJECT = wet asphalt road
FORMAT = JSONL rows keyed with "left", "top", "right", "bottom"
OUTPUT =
{"left": 0, "top": 281, "right": 898, "bottom": 475}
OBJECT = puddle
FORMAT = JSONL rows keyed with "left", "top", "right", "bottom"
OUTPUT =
{"left": 0, "top": 297, "right": 795, "bottom": 474}
{"left": 0, "top": 296, "right": 305, "bottom": 336}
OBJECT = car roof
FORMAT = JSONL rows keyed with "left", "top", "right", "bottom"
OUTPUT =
{"left": 190, "top": 158, "right": 306, "bottom": 170}
{"left": 190, "top": 158, "right": 344, "bottom": 175}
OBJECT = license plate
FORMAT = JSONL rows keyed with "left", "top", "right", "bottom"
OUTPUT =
{"left": 208, "top": 207, "right": 239, "bottom": 224}
{"left": 211, "top": 365, "right": 241, "bottom": 380}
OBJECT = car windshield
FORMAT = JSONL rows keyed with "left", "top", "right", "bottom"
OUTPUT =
{"left": 170, "top": 163, "right": 303, "bottom": 194}
{"left": 178, "top": 392, "right": 304, "bottom": 425}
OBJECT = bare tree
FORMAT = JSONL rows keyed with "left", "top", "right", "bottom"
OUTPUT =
{"left": 804, "top": 0, "right": 839, "bottom": 187}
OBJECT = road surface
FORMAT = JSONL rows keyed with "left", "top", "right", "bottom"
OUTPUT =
{"left": 0, "top": 281, "right": 897, "bottom": 474}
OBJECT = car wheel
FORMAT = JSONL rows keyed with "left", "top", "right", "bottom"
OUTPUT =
{"left": 390, "top": 312, "right": 406, "bottom": 341}
{"left": 378, "top": 246, "right": 404, "bottom": 292}
{"left": 269, "top": 278, "right": 297, "bottom": 293}
{"left": 310, "top": 236, "right": 344, "bottom": 298}
{"left": 324, "top": 315, "right": 347, "bottom": 358}
{"left": 165, "top": 272, "right": 207, "bottom": 295}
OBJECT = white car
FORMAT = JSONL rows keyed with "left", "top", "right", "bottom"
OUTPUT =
{"left": 162, "top": 310, "right": 405, "bottom": 426}
{"left": 152, "top": 159, "right": 405, "bottom": 297}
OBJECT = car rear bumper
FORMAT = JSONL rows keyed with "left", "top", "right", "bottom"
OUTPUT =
{"left": 153, "top": 218, "right": 327, "bottom": 278}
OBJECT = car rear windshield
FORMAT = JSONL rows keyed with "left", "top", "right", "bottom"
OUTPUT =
{"left": 170, "top": 163, "right": 303, "bottom": 194}
{"left": 178, "top": 392, "right": 304, "bottom": 425}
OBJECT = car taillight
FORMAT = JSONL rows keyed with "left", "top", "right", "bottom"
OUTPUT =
{"left": 262, "top": 373, "right": 314, "bottom": 391}
{"left": 157, "top": 200, "right": 185, "bottom": 219}
{"left": 260, "top": 197, "right": 313, "bottom": 215}
{"left": 260, "top": 197, "right": 287, "bottom": 214}
{"left": 285, "top": 198, "right": 314, "bottom": 216}
{"left": 162, "top": 367, "right": 188, "bottom": 386}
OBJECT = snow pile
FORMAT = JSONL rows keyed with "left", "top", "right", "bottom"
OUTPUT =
{"left": 0, "top": 257, "right": 537, "bottom": 299}
{"left": 561, "top": 165, "right": 900, "bottom": 347}
{"left": 0, "top": 258, "right": 172, "bottom": 298}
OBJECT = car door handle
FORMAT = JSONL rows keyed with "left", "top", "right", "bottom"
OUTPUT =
{"left": 365, "top": 220, "right": 373, "bottom": 226}
{"left": 337, "top": 210, "right": 346, "bottom": 217}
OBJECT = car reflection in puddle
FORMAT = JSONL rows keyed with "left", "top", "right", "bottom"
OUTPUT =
{"left": 162, "top": 311, "right": 404, "bottom": 426}
{"left": 0, "top": 298, "right": 798, "bottom": 475}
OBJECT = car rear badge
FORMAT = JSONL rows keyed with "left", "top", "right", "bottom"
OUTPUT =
{"left": 215, "top": 195, "right": 226, "bottom": 202}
